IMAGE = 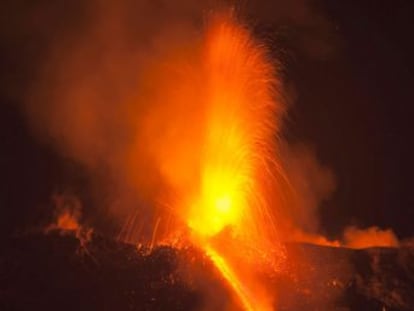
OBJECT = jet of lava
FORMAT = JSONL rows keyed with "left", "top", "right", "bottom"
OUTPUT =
{"left": 172, "top": 11, "right": 287, "bottom": 311}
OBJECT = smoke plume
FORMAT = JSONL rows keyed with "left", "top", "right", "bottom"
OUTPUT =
{"left": 12, "top": 0, "right": 402, "bottom": 250}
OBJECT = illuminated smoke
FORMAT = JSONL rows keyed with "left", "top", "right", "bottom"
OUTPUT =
{"left": 45, "top": 194, "right": 93, "bottom": 249}
{"left": 26, "top": 4, "right": 288, "bottom": 309}
{"left": 343, "top": 226, "right": 399, "bottom": 249}
{"left": 22, "top": 1, "right": 406, "bottom": 310}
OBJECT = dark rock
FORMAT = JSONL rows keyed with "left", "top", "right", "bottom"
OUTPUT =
{"left": 1, "top": 234, "right": 413, "bottom": 311}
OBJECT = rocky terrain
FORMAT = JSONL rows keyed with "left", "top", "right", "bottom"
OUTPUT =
{"left": 1, "top": 232, "right": 413, "bottom": 311}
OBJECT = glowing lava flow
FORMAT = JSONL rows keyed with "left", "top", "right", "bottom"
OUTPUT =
{"left": 205, "top": 245, "right": 273, "bottom": 311}
{"left": 179, "top": 12, "right": 286, "bottom": 311}
{"left": 205, "top": 246, "right": 256, "bottom": 311}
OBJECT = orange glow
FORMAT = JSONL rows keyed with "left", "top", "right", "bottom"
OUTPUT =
{"left": 205, "top": 246, "right": 273, "bottom": 311}
{"left": 55, "top": 209, "right": 80, "bottom": 231}
{"left": 343, "top": 226, "right": 399, "bottom": 249}
{"left": 288, "top": 227, "right": 400, "bottom": 249}
{"left": 45, "top": 195, "right": 93, "bottom": 247}
{"left": 46, "top": 195, "right": 82, "bottom": 234}
{"left": 172, "top": 12, "right": 286, "bottom": 311}
{"left": 183, "top": 11, "right": 285, "bottom": 246}
{"left": 93, "top": 10, "right": 288, "bottom": 310}
{"left": 290, "top": 229, "right": 341, "bottom": 248}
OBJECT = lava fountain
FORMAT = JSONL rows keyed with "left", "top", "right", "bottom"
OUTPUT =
{"left": 169, "top": 12, "right": 287, "bottom": 311}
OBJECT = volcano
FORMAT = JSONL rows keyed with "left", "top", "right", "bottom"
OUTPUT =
{"left": 1, "top": 2, "right": 413, "bottom": 311}
{"left": 1, "top": 232, "right": 413, "bottom": 311}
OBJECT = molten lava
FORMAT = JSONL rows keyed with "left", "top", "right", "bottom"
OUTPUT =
{"left": 103, "top": 10, "right": 289, "bottom": 311}
{"left": 205, "top": 246, "right": 274, "bottom": 311}
{"left": 174, "top": 13, "right": 286, "bottom": 311}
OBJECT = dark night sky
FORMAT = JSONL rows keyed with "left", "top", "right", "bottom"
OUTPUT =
{"left": 281, "top": 0, "right": 414, "bottom": 238}
{"left": 1, "top": 0, "right": 413, "bottom": 240}
{"left": 290, "top": 1, "right": 414, "bottom": 238}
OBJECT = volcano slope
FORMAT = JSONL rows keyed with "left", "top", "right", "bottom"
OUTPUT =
{"left": 1, "top": 233, "right": 413, "bottom": 311}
